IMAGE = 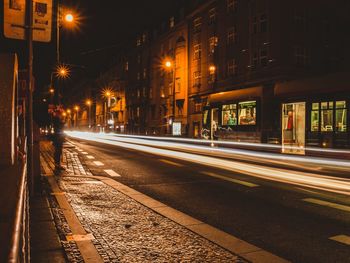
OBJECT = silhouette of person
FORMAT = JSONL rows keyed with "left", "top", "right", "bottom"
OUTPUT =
{"left": 52, "top": 107, "right": 65, "bottom": 171}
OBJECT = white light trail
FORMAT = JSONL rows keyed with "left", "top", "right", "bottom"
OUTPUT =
{"left": 65, "top": 131, "right": 350, "bottom": 196}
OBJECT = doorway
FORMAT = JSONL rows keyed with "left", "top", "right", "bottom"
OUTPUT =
{"left": 281, "top": 102, "right": 305, "bottom": 154}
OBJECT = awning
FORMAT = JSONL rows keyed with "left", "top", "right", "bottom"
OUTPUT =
{"left": 208, "top": 86, "right": 263, "bottom": 104}
{"left": 275, "top": 72, "right": 350, "bottom": 97}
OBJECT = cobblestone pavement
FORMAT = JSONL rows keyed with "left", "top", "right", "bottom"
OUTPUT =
{"left": 43, "top": 142, "right": 246, "bottom": 262}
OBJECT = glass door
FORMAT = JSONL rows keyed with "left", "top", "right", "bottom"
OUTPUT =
{"left": 282, "top": 102, "right": 305, "bottom": 155}
{"left": 211, "top": 108, "right": 219, "bottom": 140}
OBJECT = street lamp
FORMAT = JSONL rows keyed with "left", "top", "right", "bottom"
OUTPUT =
{"left": 164, "top": 58, "right": 176, "bottom": 135}
{"left": 86, "top": 99, "right": 92, "bottom": 129}
{"left": 74, "top": 105, "right": 80, "bottom": 128}
{"left": 102, "top": 88, "right": 114, "bottom": 129}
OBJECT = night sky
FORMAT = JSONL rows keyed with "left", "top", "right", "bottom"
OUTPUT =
{"left": 1, "top": 0, "right": 187, "bottom": 92}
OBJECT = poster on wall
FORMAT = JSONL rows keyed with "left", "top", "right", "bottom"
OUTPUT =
{"left": 172, "top": 122, "right": 181, "bottom": 136}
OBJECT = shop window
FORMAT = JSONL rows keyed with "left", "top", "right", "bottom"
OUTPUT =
{"left": 238, "top": 101, "right": 256, "bottom": 125}
{"left": 222, "top": 104, "right": 237, "bottom": 126}
{"left": 336, "top": 101, "right": 347, "bottom": 132}
{"left": 310, "top": 103, "right": 319, "bottom": 131}
{"left": 321, "top": 101, "right": 333, "bottom": 131}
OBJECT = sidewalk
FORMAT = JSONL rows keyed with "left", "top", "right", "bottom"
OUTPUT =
{"left": 38, "top": 140, "right": 286, "bottom": 263}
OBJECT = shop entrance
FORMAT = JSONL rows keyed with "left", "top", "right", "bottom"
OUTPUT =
{"left": 281, "top": 102, "right": 305, "bottom": 154}
{"left": 211, "top": 108, "right": 219, "bottom": 140}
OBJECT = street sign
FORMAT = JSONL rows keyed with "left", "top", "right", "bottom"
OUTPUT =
{"left": 4, "top": 0, "right": 53, "bottom": 42}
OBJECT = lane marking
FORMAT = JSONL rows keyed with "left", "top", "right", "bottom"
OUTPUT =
{"left": 93, "top": 161, "right": 104, "bottom": 166}
{"left": 329, "top": 235, "right": 350, "bottom": 246}
{"left": 303, "top": 198, "right": 350, "bottom": 213}
{"left": 201, "top": 171, "right": 259, "bottom": 188}
{"left": 159, "top": 159, "right": 184, "bottom": 167}
{"left": 86, "top": 155, "right": 95, "bottom": 159}
{"left": 104, "top": 169, "right": 121, "bottom": 177}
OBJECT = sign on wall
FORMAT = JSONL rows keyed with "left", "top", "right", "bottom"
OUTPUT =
{"left": 172, "top": 122, "right": 182, "bottom": 136}
{"left": 4, "top": 0, "right": 53, "bottom": 42}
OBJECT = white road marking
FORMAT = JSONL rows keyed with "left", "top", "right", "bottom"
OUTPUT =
{"left": 303, "top": 198, "right": 350, "bottom": 213}
{"left": 81, "top": 152, "right": 88, "bottom": 155}
{"left": 104, "top": 169, "right": 121, "bottom": 177}
{"left": 201, "top": 171, "right": 259, "bottom": 187}
{"left": 78, "top": 149, "right": 83, "bottom": 152}
{"left": 86, "top": 155, "right": 95, "bottom": 159}
{"left": 93, "top": 161, "right": 104, "bottom": 166}
{"left": 329, "top": 235, "right": 350, "bottom": 246}
{"left": 159, "top": 159, "right": 184, "bottom": 167}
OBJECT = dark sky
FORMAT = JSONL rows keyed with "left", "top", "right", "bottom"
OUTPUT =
{"left": 1, "top": 0, "right": 187, "bottom": 92}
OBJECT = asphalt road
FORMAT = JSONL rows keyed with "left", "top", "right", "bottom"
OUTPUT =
{"left": 68, "top": 137, "right": 350, "bottom": 263}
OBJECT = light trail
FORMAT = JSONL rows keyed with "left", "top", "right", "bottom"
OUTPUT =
{"left": 65, "top": 131, "right": 350, "bottom": 174}
{"left": 101, "top": 132, "right": 350, "bottom": 155}
{"left": 65, "top": 131, "right": 350, "bottom": 196}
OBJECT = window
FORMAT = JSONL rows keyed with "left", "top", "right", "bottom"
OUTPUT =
{"left": 209, "top": 8, "right": 216, "bottom": 24}
{"left": 194, "top": 44, "right": 201, "bottom": 60}
{"left": 227, "top": 59, "right": 236, "bottom": 76}
{"left": 227, "top": 27, "right": 236, "bottom": 44}
{"left": 160, "top": 85, "right": 165, "bottom": 98}
{"left": 170, "top": 17, "right": 175, "bottom": 28}
{"left": 136, "top": 107, "right": 140, "bottom": 118}
{"left": 294, "top": 47, "right": 308, "bottom": 66}
{"left": 137, "top": 89, "right": 140, "bottom": 98}
{"left": 336, "top": 101, "right": 347, "bottom": 132}
{"left": 238, "top": 101, "right": 256, "bottom": 125}
{"left": 311, "top": 103, "right": 319, "bottom": 131}
{"left": 149, "top": 87, "right": 153, "bottom": 99}
{"left": 137, "top": 72, "right": 140, "bottom": 80}
{"left": 260, "top": 49, "right": 268, "bottom": 67}
{"left": 142, "top": 33, "right": 147, "bottom": 43}
{"left": 193, "top": 17, "right": 202, "bottom": 33}
{"left": 252, "top": 17, "right": 258, "bottom": 34}
{"left": 195, "top": 102, "right": 202, "bottom": 112}
{"left": 142, "top": 87, "right": 146, "bottom": 97}
{"left": 222, "top": 104, "right": 237, "bottom": 126}
{"left": 143, "top": 68, "right": 147, "bottom": 79}
{"left": 176, "top": 78, "right": 181, "bottom": 93}
{"left": 227, "top": 0, "right": 236, "bottom": 12}
{"left": 252, "top": 52, "right": 258, "bottom": 69}
{"left": 136, "top": 37, "right": 141, "bottom": 46}
{"left": 137, "top": 54, "right": 141, "bottom": 64}
{"left": 209, "top": 36, "right": 218, "bottom": 53}
{"left": 168, "top": 83, "right": 173, "bottom": 95}
{"left": 194, "top": 71, "right": 201, "bottom": 86}
{"left": 260, "top": 14, "right": 268, "bottom": 33}
{"left": 311, "top": 101, "right": 347, "bottom": 132}
{"left": 208, "top": 65, "right": 216, "bottom": 82}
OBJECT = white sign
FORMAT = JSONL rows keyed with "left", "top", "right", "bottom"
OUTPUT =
{"left": 4, "top": 0, "right": 53, "bottom": 42}
{"left": 172, "top": 122, "right": 181, "bottom": 136}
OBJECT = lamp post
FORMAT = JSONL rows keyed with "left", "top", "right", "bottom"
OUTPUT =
{"left": 66, "top": 109, "right": 71, "bottom": 129}
{"left": 164, "top": 58, "right": 176, "bottom": 135}
{"left": 74, "top": 105, "right": 80, "bottom": 128}
{"left": 86, "top": 99, "right": 92, "bottom": 129}
{"left": 102, "top": 89, "right": 113, "bottom": 130}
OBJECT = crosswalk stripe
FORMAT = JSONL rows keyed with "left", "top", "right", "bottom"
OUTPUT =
{"left": 86, "top": 155, "right": 95, "bottom": 159}
{"left": 93, "top": 161, "right": 104, "bottom": 166}
{"left": 104, "top": 169, "right": 121, "bottom": 177}
{"left": 303, "top": 198, "right": 350, "bottom": 213}
{"left": 201, "top": 171, "right": 259, "bottom": 187}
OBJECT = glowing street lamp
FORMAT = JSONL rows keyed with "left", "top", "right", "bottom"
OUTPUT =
{"left": 64, "top": 13, "right": 74, "bottom": 23}
{"left": 86, "top": 99, "right": 92, "bottom": 129}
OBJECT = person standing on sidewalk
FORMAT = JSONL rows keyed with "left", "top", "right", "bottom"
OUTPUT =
{"left": 52, "top": 106, "right": 66, "bottom": 171}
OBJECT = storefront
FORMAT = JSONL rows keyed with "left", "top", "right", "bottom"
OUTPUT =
{"left": 275, "top": 72, "right": 350, "bottom": 151}
{"left": 202, "top": 86, "right": 262, "bottom": 141}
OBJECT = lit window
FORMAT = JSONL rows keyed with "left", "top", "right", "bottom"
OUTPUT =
{"left": 311, "top": 103, "right": 319, "bottom": 131}
{"left": 160, "top": 85, "right": 165, "bottom": 98}
{"left": 227, "top": 59, "right": 236, "bottom": 76}
{"left": 193, "top": 17, "right": 202, "bottom": 33}
{"left": 238, "top": 101, "right": 256, "bottom": 125}
{"left": 227, "top": 0, "right": 236, "bottom": 12}
{"left": 194, "top": 71, "right": 201, "bottom": 86}
{"left": 227, "top": 27, "right": 236, "bottom": 44}
{"left": 209, "top": 8, "right": 216, "bottom": 24}
{"left": 222, "top": 104, "right": 237, "bottom": 126}
{"left": 136, "top": 107, "right": 140, "bottom": 117}
{"left": 125, "top": 61, "right": 129, "bottom": 71}
{"left": 209, "top": 36, "right": 218, "bottom": 53}
{"left": 194, "top": 44, "right": 201, "bottom": 60}
{"left": 170, "top": 17, "right": 175, "bottom": 28}
{"left": 336, "top": 101, "right": 347, "bottom": 132}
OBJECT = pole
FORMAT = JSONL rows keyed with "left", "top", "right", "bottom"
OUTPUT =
{"left": 56, "top": 1, "right": 60, "bottom": 63}
{"left": 88, "top": 105, "right": 91, "bottom": 129}
{"left": 172, "top": 57, "right": 176, "bottom": 135}
{"left": 26, "top": 0, "right": 34, "bottom": 195}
